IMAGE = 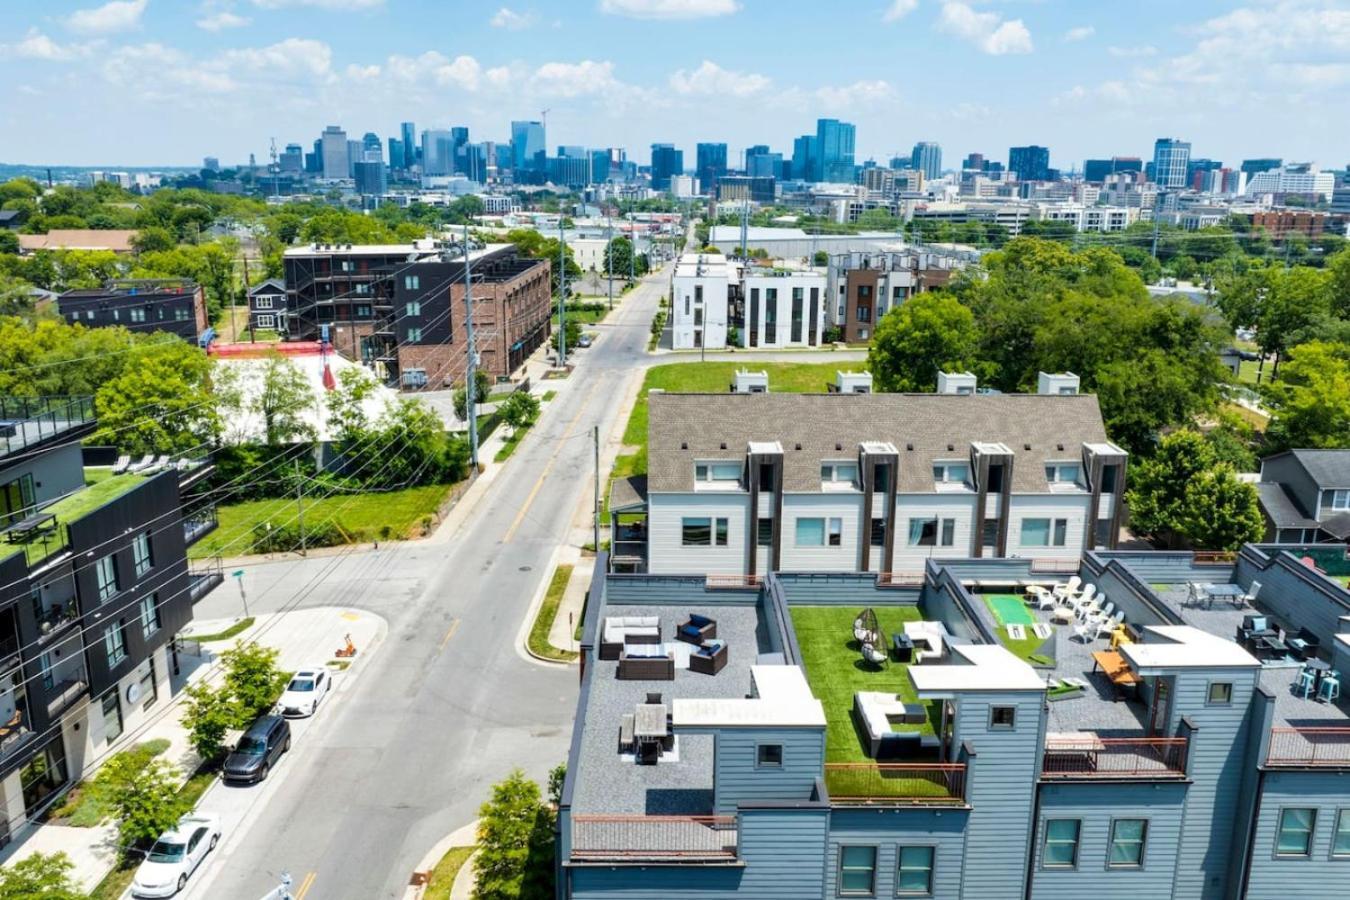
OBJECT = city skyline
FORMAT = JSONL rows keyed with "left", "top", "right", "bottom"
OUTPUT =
{"left": 1, "top": 0, "right": 1347, "bottom": 168}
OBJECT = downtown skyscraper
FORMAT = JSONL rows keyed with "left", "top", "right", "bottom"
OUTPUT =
{"left": 814, "top": 118, "right": 856, "bottom": 183}
{"left": 1152, "top": 137, "right": 1192, "bottom": 189}
{"left": 910, "top": 141, "right": 942, "bottom": 181}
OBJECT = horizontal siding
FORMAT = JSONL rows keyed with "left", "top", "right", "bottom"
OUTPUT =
{"left": 711, "top": 728, "right": 825, "bottom": 814}
{"left": 1007, "top": 494, "right": 1092, "bottom": 561}
{"left": 1031, "top": 782, "right": 1188, "bottom": 900}
{"left": 778, "top": 572, "right": 922, "bottom": 607}
{"left": 1089, "top": 550, "right": 1236, "bottom": 585}
{"left": 779, "top": 494, "right": 864, "bottom": 572}
{"left": 826, "top": 808, "right": 970, "bottom": 899}
{"left": 1245, "top": 771, "right": 1350, "bottom": 900}
{"left": 649, "top": 493, "right": 752, "bottom": 576}
{"left": 892, "top": 493, "right": 980, "bottom": 570}
{"left": 1235, "top": 548, "right": 1350, "bottom": 650}
{"left": 605, "top": 575, "right": 760, "bottom": 606}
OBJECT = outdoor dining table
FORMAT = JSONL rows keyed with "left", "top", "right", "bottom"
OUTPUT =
{"left": 1304, "top": 658, "right": 1332, "bottom": 690}
{"left": 1202, "top": 583, "right": 1244, "bottom": 608}
{"left": 1092, "top": 650, "right": 1142, "bottom": 700}
{"left": 634, "top": 703, "right": 668, "bottom": 740}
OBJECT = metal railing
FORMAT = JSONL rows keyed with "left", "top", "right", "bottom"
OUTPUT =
{"left": 705, "top": 574, "right": 762, "bottom": 589}
{"left": 44, "top": 674, "right": 87, "bottom": 719}
{"left": 1030, "top": 558, "right": 1081, "bottom": 574}
{"left": 570, "top": 815, "right": 738, "bottom": 861}
{"left": 825, "top": 763, "right": 967, "bottom": 804}
{"left": 1042, "top": 736, "right": 1189, "bottom": 778}
{"left": 1193, "top": 550, "right": 1238, "bottom": 565}
{"left": 188, "top": 556, "right": 224, "bottom": 601}
{"left": 0, "top": 396, "right": 95, "bottom": 457}
{"left": 1267, "top": 727, "right": 1350, "bottom": 767}
{"left": 182, "top": 505, "right": 218, "bottom": 546}
{"left": 35, "top": 602, "right": 78, "bottom": 641}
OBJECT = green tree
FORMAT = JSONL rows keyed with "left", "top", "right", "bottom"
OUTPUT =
{"left": 220, "top": 641, "right": 288, "bottom": 723}
{"left": 327, "top": 366, "right": 381, "bottom": 444}
{"left": 95, "top": 756, "right": 186, "bottom": 855}
{"left": 0, "top": 232, "right": 17, "bottom": 255}
{"left": 0, "top": 851, "right": 84, "bottom": 900}
{"left": 1125, "top": 431, "right": 1216, "bottom": 549}
{"left": 1328, "top": 248, "right": 1350, "bottom": 320}
{"left": 500, "top": 391, "right": 541, "bottom": 436}
{"left": 93, "top": 340, "right": 219, "bottom": 455}
{"left": 453, "top": 370, "right": 492, "bottom": 421}
{"left": 1177, "top": 465, "right": 1265, "bottom": 550}
{"left": 602, "top": 236, "right": 646, "bottom": 277}
{"left": 505, "top": 229, "right": 581, "bottom": 296}
{"left": 813, "top": 250, "right": 829, "bottom": 266}
{"left": 180, "top": 682, "right": 234, "bottom": 762}
{"left": 253, "top": 352, "right": 316, "bottom": 445}
{"left": 365, "top": 398, "right": 470, "bottom": 488}
{"left": 1262, "top": 341, "right": 1350, "bottom": 450}
{"left": 473, "top": 769, "right": 554, "bottom": 900}
{"left": 131, "top": 226, "right": 177, "bottom": 254}
{"left": 551, "top": 320, "right": 582, "bottom": 355}
{"left": 867, "top": 293, "right": 979, "bottom": 392}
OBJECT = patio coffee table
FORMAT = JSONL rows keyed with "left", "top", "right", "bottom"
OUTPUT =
{"left": 1051, "top": 607, "right": 1075, "bottom": 624}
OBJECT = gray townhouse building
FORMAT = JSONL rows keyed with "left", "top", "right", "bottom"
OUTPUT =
{"left": 558, "top": 540, "right": 1350, "bottom": 899}
{"left": 609, "top": 385, "right": 1128, "bottom": 577}
{"left": 1255, "top": 450, "right": 1350, "bottom": 545}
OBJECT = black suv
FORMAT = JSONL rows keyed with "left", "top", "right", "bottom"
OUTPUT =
{"left": 222, "top": 714, "right": 291, "bottom": 784}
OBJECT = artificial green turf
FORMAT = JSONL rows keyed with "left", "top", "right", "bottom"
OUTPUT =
{"left": 823, "top": 765, "right": 960, "bottom": 800}
{"left": 983, "top": 594, "right": 1054, "bottom": 665}
{"left": 789, "top": 606, "right": 935, "bottom": 763}
{"left": 14, "top": 473, "right": 147, "bottom": 566}
{"left": 986, "top": 594, "right": 1035, "bottom": 626}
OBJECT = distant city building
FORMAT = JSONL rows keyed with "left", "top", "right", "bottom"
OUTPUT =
{"left": 1008, "top": 145, "right": 1050, "bottom": 182}
{"left": 696, "top": 143, "right": 729, "bottom": 192}
{"left": 590, "top": 149, "right": 612, "bottom": 184}
{"left": 1241, "top": 157, "right": 1282, "bottom": 175}
{"left": 792, "top": 135, "right": 818, "bottom": 181}
{"left": 202, "top": 157, "right": 220, "bottom": 172}
{"left": 58, "top": 279, "right": 209, "bottom": 342}
{"left": 400, "top": 121, "right": 417, "bottom": 169}
{"left": 511, "top": 120, "right": 546, "bottom": 174}
{"left": 962, "top": 152, "right": 986, "bottom": 172}
{"left": 320, "top": 125, "right": 349, "bottom": 180}
{"left": 747, "top": 150, "right": 784, "bottom": 180}
{"left": 1152, "top": 137, "right": 1192, "bottom": 188}
{"left": 279, "top": 144, "right": 303, "bottom": 174}
{"left": 716, "top": 176, "right": 775, "bottom": 204}
{"left": 1244, "top": 166, "right": 1336, "bottom": 201}
{"left": 547, "top": 153, "right": 592, "bottom": 189}
{"left": 1083, "top": 157, "right": 1143, "bottom": 183}
{"left": 910, "top": 141, "right": 942, "bottom": 181}
{"left": 650, "top": 143, "right": 684, "bottom": 191}
{"left": 361, "top": 132, "right": 382, "bottom": 161}
{"left": 354, "top": 160, "right": 387, "bottom": 196}
{"left": 422, "top": 130, "right": 456, "bottom": 177}
{"left": 816, "top": 119, "right": 857, "bottom": 183}
{"left": 388, "top": 138, "right": 404, "bottom": 172}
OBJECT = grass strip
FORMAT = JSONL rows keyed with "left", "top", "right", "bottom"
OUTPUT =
{"left": 188, "top": 617, "right": 256, "bottom": 642}
{"left": 527, "top": 565, "right": 579, "bottom": 662}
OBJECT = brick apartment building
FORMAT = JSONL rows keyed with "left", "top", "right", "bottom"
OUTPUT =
{"left": 1246, "top": 210, "right": 1350, "bottom": 241}
{"left": 57, "top": 279, "right": 209, "bottom": 343}
{"left": 828, "top": 251, "right": 959, "bottom": 343}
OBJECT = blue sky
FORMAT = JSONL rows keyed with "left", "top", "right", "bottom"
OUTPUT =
{"left": 2, "top": 0, "right": 1348, "bottom": 168}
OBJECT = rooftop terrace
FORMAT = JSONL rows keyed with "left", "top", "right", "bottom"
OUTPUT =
{"left": 1, "top": 471, "right": 147, "bottom": 569}
{"left": 0, "top": 396, "right": 95, "bottom": 460}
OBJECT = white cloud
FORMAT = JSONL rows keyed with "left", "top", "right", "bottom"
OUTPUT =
{"left": 937, "top": 1, "right": 1033, "bottom": 55}
{"left": 197, "top": 11, "right": 251, "bottom": 31}
{"left": 1064, "top": 25, "right": 1094, "bottom": 42}
{"left": 813, "top": 79, "right": 896, "bottom": 108}
{"left": 882, "top": 0, "right": 918, "bottom": 23}
{"left": 1108, "top": 45, "right": 1157, "bottom": 58}
{"left": 382, "top": 51, "right": 483, "bottom": 91}
{"left": 0, "top": 28, "right": 96, "bottom": 61}
{"left": 67, "top": 0, "right": 149, "bottom": 35}
{"left": 668, "top": 60, "right": 770, "bottom": 97}
{"left": 531, "top": 60, "right": 620, "bottom": 97}
{"left": 599, "top": 0, "right": 739, "bottom": 20}
{"left": 250, "top": 0, "right": 383, "bottom": 8}
{"left": 490, "top": 7, "right": 536, "bottom": 29}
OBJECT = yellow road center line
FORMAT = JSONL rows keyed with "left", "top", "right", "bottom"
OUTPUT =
{"left": 503, "top": 382, "right": 600, "bottom": 542}
{"left": 294, "top": 871, "right": 317, "bottom": 900}
{"left": 439, "top": 618, "right": 461, "bottom": 651}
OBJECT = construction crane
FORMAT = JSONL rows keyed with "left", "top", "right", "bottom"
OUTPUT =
{"left": 540, "top": 108, "right": 551, "bottom": 131}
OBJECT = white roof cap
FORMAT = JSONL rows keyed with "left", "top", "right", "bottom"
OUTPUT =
{"left": 908, "top": 644, "right": 1046, "bottom": 696}
{"left": 1121, "top": 626, "right": 1260, "bottom": 673}
{"left": 673, "top": 665, "right": 825, "bottom": 728}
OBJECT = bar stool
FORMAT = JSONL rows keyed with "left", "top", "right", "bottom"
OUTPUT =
{"left": 1295, "top": 666, "right": 1317, "bottom": 700}
{"left": 1317, "top": 670, "right": 1340, "bottom": 703}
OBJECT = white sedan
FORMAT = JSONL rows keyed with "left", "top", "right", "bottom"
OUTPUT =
{"left": 276, "top": 666, "right": 332, "bottom": 718}
{"left": 131, "top": 814, "right": 221, "bottom": 898}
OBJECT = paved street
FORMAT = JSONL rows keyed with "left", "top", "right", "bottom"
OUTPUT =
{"left": 186, "top": 269, "right": 666, "bottom": 900}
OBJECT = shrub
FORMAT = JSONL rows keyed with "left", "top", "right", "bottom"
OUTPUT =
{"left": 249, "top": 519, "right": 349, "bottom": 554}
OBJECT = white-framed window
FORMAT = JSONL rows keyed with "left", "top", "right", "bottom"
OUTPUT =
{"left": 254, "top": 296, "right": 274, "bottom": 309}
{"left": 694, "top": 461, "right": 742, "bottom": 486}
{"left": 355, "top": 282, "right": 371, "bottom": 295}
{"left": 838, "top": 845, "right": 877, "bottom": 896}
{"left": 820, "top": 462, "right": 859, "bottom": 488}
{"left": 795, "top": 517, "right": 827, "bottom": 546}
{"left": 1333, "top": 809, "right": 1350, "bottom": 858}
{"left": 1207, "top": 682, "right": 1233, "bottom": 704}
{"left": 1045, "top": 463, "right": 1082, "bottom": 485}
{"left": 895, "top": 846, "right": 935, "bottom": 896}
{"left": 1333, "top": 490, "right": 1350, "bottom": 511}
{"left": 129, "top": 308, "right": 146, "bottom": 323}
{"left": 932, "top": 462, "right": 969, "bottom": 485}
{"left": 990, "top": 706, "right": 1016, "bottom": 729}
{"left": 827, "top": 517, "right": 843, "bottom": 546}
{"left": 682, "top": 516, "right": 729, "bottom": 547}
{"left": 256, "top": 314, "right": 276, "bottom": 329}
{"left": 406, "top": 300, "right": 421, "bottom": 316}
{"left": 1275, "top": 808, "right": 1316, "bottom": 858}
{"left": 1021, "top": 518, "right": 1068, "bottom": 548}
{"left": 1042, "top": 819, "right": 1081, "bottom": 869}
{"left": 140, "top": 593, "right": 160, "bottom": 639}
{"left": 1108, "top": 819, "right": 1147, "bottom": 868}
{"left": 174, "top": 307, "right": 190, "bottom": 321}
{"left": 908, "top": 518, "right": 955, "bottom": 547}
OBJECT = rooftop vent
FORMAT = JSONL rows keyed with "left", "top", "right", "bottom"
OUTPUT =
{"left": 720, "top": 442, "right": 727, "bottom": 450}
{"left": 681, "top": 442, "right": 688, "bottom": 450}
{"left": 1037, "top": 371, "right": 1081, "bottom": 396}
{"left": 937, "top": 371, "right": 977, "bottom": 395}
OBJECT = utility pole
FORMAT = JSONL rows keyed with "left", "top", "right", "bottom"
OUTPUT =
{"left": 242, "top": 255, "right": 255, "bottom": 343}
{"left": 1150, "top": 191, "right": 1165, "bottom": 261}
{"left": 557, "top": 220, "right": 568, "bottom": 368}
{"left": 462, "top": 224, "right": 479, "bottom": 468}
{"left": 295, "top": 460, "right": 306, "bottom": 557}
{"left": 606, "top": 213, "right": 614, "bottom": 311}
{"left": 593, "top": 425, "right": 600, "bottom": 553}
{"left": 629, "top": 212, "right": 635, "bottom": 281}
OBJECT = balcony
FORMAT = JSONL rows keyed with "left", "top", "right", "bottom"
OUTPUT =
{"left": 188, "top": 556, "right": 224, "bottom": 602}
{"left": 1267, "top": 727, "right": 1350, "bottom": 767}
{"left": 34, "top": 601, "right": 78, "bottom": 644}
{"left": 824, "top": 763, "right": 968, "bottom": 805}
{"left": 0, "top": 396, "right": 95, "bottom": 458}
{"left": 44, "top": 673, "right": 87, "bottom": 719}
{"left": 1042, "top": 736, "right": 1189, "bottom": 778}
{"left": 182, "top": 505, "right": 218, "bottom": 546}
{"left": 569, "top": 815, "right": 738, "bottom": 863}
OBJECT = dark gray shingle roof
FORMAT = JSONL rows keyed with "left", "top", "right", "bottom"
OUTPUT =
{"left": 1256, "top": 482, "right": 1321, "bottom": 529}
{"left": 647, "top": 392, "right": 1117, "bottom": 493}
{"left": 1286, "top": 450, "right": 1350, "bottom": 488}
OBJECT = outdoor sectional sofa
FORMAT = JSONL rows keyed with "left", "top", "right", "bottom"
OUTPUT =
{"left": 600, "top": 615, "right": 661, "bottom": 660}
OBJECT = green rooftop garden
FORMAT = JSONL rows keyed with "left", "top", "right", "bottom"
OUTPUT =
{"left": 788, "top": 605, "right": 936, "bottom": 764}
{"left": 982, "top": 593, "right": 1056, "bottom": 666}
{"left": 6, "top": 472, "right": 147, "bottom": 568}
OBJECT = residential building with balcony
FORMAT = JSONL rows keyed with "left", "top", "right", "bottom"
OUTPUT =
{"left": 558, "top": 539, "right": 1350, "bottom": 899}
{"left": 738, "top": 268, "right": 826, "bottom": 349}
{"left": 670, "top": 253, "right": 730, "bottom": 351}
{"left": 0, "top": 398, "right": 214, "bottom": 844}
{"left": 826, "top": 251, "right": 961, "bottom": 343}
{"left": 608, "top": 384, "right": 1125, "bottom": 578}
{"left": 57, "top": 279, "right": 209, "bottom": 344}
{"left": 246, "top": 278, "right": 287, "bottom": 335}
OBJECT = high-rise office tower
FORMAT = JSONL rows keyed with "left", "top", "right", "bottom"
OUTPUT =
{"left": 400, "top": 121, "right": 417, "bottom": 169}
{"left": 421, "top": 130, "right": 455, "bottom": 176}
{"left": 450, "top": 126, "right": 470, "bottom": 174}
{"left": 280, "top": 143, "right": 303, "bottom": 174}
{"left": 1083, "top": 157, "right": 1143, "bottom": 183}
{"left": 793, "top": 135, "right": 818, "bottom": 181}
{"left": 388, "top": 139, "right": 403, "bottom": 172}
{"left": 910, "top": 141, "right": 942, "bottom": 181}
{"left": 696, "top": 142, "right": 728, "bottom": 191}
{"left": 744, "top": 145, "right": 770, "bottom": 172}
{"left": 962, "top": 152, "right": 986, "bottom": 172}
{"left": 1008, "top": 145, "right": 1050, "bottom": 182}
{"left": 815, "top": 119, "right": 856, "bottom": 182}
{"left": 650, "top": 143, "right": 683, "bottom": 191}
{"left": 1241, "top": 158, "right": 1282, "bottom": 175}
{"left": 511, "top": 121, "right": 546, "bottom": 173}
{"left": 590, "top": 149, "right": 611, "bottom": 184}
{"left": 1152, "top": 138, "right": 1191, "bottom": 188}
{"left": 361, "top": 132, "right": 382, "bottom": 161}
{"left": 354, "top": 160, "right": 387, "bottom": 196}
{"left": 320, "top": 125, "right": 349, "bottom": 180}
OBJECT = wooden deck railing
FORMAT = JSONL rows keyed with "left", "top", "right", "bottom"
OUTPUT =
{"left": 705, "top": 574, "right": 762, "bottom": 589}
{"left": 569, "top": 815, "right": 738, "bottom": 860}
{"left": 1193, "top": 550, "right": 1238, "bottom": 565}
{"left": 825, "top": 763, "right": 967, "bottom": 804}
{"left": 1042, "top": 736, "right": 1188, "bottom": 778}
{"left": 877, "top": 572, "right": 925, "bottom": 588}
{"left": 1029, "top": 558, "right": 1081, "bottom": 573}
{"left": 1267, "top": 727, "right": 1350, "bottom": 767}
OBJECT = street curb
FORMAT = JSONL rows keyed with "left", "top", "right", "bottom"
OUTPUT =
{"left": 403, "top": 819, "right": 480, "bottom": 900}
{"left": 515, "top": 545, "right": 577, "bottom": 669}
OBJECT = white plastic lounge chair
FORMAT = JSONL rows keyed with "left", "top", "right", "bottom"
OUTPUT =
{"left": 127, "top": 454, "right": 155, "bottom": 473}
{"left": 1007, "top": 623, "right": 1027, "bottom": 641}
{"left": 110, "top": 454, "right": 131, "bottom": 474}
{"left": 1054, "top": 576, "right": 1082, "bottom": 601}
{"left": 1239, "top": 581, "right": 1262, "bottom": 607}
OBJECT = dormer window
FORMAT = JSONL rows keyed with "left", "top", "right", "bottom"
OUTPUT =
{"left": 1045, "top": 463, "right": 1081, "bottom": 488}
{"left": 933, "top": 462, "right": 969, "bottom": 486}
{"left": 1333, "top": 490, "right": 1350, "bottom": 511}
{"left": 695, "top": 461, "right": 742, "bottom": 488}
{"left": 820, "top": 462, "right": 858, "bottom": 490}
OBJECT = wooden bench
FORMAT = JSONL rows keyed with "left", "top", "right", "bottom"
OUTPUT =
{"left": 618, "top": 713, "right": 635, "bottom": 751}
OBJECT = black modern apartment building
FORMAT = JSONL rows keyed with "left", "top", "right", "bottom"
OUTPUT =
{"left": 0, "top": 397, "right": 217, "bottom": 843}
{"left": 57, "top": 279, "right": 210, "bottom": 344}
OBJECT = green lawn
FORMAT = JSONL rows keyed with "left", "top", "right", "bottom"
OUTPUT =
{"left": 982, "top": 594, "right": 1055, "bottom": 665}
{"left": 188, "top": 483, "right": 455, "bottom": 558}
{"left": 552, "top": 305, "right": 610, "bottom": 327}
{"left": 423, "top": 845, "right": 477, "bottom": 899}
{"left": 6, "top": 472, "right": 147, "bottom": 567}
{"left": 619, "top": 361, "right": 852, "bottom": 475}
{"left": 789, "top": 606, "right": 934, "bottom": 764}
{"left": 189, "top": 617, "right": 255, "bottom": 642}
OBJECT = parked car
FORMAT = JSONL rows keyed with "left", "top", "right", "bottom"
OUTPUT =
{"left": 277, "top": 666, "right": 331, "bottom": 718}
{"left": 222, "top": 714, "right": 290, "bottom": 784}
{"left": 130, "top": 813, "right": 222, "bottom": 897}
{"left": 577, "top": 334, "right": 594, "bottom": 348}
